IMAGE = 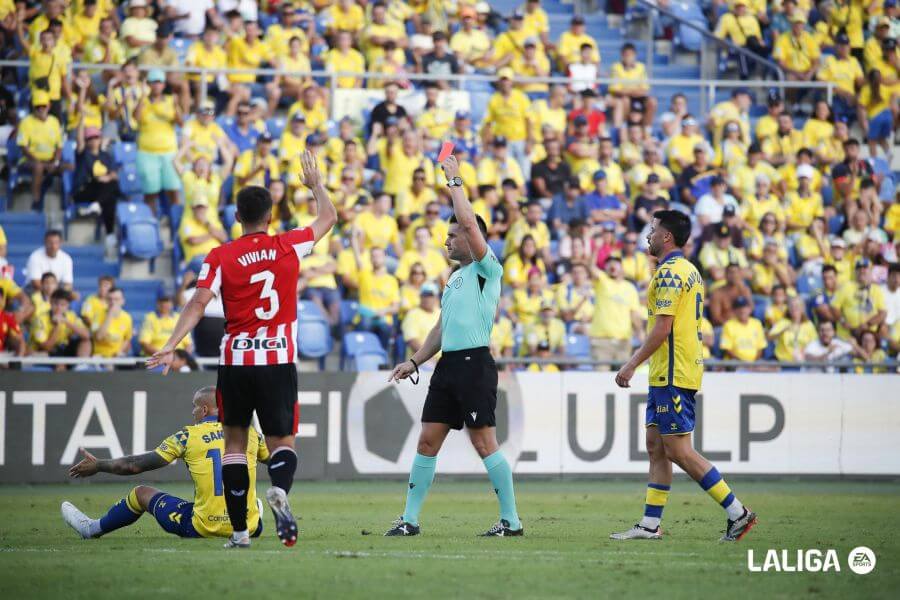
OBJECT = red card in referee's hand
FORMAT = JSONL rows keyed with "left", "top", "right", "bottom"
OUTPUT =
{"left": 437, "top": 141, "right": 455, "bottom": 163}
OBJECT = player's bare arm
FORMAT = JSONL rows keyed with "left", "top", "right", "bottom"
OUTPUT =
{"left": 615, "top": 314, "right": 673, "bottom": 388}
{"left": 441, "top": 155, "right": 487, "bottom": 260}
{"left": 68, "top": 448, "right": 169, "bottom": 478}
{"left": 146, "top": 287, "right": 215, "bottom": 374}
{"left": 300, "top": 150, "right": 338, "bottom": 242}
{"left": 390, "top": 319, "right": 442, "bottom": 383}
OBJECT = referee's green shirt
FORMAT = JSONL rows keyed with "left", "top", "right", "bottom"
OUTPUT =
{"left": 440, "top": 247, "right": 503, "bottom": 352}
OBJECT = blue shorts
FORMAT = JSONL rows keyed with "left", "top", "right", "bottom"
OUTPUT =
{"left": 136, "top": 150, "right": 181, "bottom": 195}
{"left": 149, "top": 493, "right": 200, "bottom": 538}
{"left": 645, "top": 385, "right": 696, "bottom": 435}
{"left": 867, "top": 109, "right": 893, "bottom": 142}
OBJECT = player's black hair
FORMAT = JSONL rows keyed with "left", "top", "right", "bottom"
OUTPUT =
{"left": 652, "top": 209, "right": 691, "bottom": 247}
{"left": 237, "top": 185, "right": 274, "bottom": 226}
{"left": 449, "top": 213, "right": 488, "bottom": 239}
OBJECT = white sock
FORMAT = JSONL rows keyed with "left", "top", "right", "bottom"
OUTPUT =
{"left": 232, "top": 529, "right": 249, "bottom": 539}
{"left": 725, "top": 497, "right": 744, "bottom": 520}
{"left": 88, "top": 519, "right": 103, "bottom": 537}
{"left": 639, "top": 516, "right": 660, "bottom": 530}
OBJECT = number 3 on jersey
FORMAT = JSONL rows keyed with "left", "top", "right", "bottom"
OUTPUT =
{"left": 250, "top": 270, "right": 279, "bottom": 320}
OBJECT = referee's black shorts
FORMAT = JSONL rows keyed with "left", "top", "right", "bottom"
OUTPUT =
{"left": 216, "top": 364, "right": 298, "bottom": 437}
{"left": 422, "top": 347, "right": 498, "bottom": 430}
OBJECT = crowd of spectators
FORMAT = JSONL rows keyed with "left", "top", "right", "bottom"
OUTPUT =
{"left": 0, "top": 0, "right": 899, "bottom": 372}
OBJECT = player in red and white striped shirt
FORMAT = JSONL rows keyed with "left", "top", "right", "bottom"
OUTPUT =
{"left": 148, "top": 151, "right": 336, "bottom": 549}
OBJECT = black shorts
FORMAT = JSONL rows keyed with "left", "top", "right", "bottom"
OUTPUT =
{"left": 422, "top": 347, "right": 497, "bottom": 430}
{"left": 216, "top": 364, "right": 298, "bottom": 437}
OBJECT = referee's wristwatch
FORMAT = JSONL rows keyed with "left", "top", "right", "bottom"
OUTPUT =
{"left": 446, "top": 176, "right": 463, "bottom": 188}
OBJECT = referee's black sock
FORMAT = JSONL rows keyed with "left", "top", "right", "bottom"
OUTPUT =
{"left": 222, "top": 453, "right": 249, "bottom": 533}
{"left": 268, "top": 446, "right": 298, "bottom": 494}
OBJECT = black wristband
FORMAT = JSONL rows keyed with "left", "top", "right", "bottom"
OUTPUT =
{"left": 409, "top": 358, "right": 420, "bottom": 385}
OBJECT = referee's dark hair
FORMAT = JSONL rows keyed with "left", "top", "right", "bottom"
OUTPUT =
{"left": 236, "top": 185, "right": 273, "bottom": 226}
{"left": 653, "top": 209, "right": 691, "bottom": 247}
{"left": 449, "top": 213, "right": 488, "bottom": 239}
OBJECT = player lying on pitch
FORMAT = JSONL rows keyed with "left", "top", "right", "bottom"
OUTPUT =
{"left": 61, "top": 386, "right": 269, "bottom": 541}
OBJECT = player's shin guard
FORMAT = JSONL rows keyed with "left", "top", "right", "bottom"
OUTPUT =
{"left": 402, "top": 453, "right": 437, "bottom": 526}
{"left": 483, "top": 450, "right": 521, "bottom": 530}
{"left": 222, "top": 453, "right": 250, "bottom": 533}
{"left": 98, "top": 487, "right": 143, "bottom": 535}
{"left": 698, "top": 466, "right": 745, "bottom": 520}
{"left": 268, "top": 446, "right": 297, "bottom": 494}
{"left": 640, "top": 483, "right": 670, "bottom": 530}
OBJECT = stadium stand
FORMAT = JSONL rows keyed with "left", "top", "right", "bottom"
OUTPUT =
{"left": 0, "top": 0, "right": 898, "bottom": 372}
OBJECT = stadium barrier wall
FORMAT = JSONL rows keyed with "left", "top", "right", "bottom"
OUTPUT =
{"left": 1, "top": 371, "right": 897, "bottom": 483}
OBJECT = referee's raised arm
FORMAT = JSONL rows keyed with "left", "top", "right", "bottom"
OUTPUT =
{"left": 441, "top": 156, "right": 488, "bottom": 261}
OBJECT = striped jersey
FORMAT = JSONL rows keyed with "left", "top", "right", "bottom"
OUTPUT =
{"left": 196, "top": 228, "right": 315, "bottom": 365}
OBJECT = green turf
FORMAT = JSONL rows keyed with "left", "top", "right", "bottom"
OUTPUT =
{"left": 0, "top": 480, "right": 897, "bottom": 599}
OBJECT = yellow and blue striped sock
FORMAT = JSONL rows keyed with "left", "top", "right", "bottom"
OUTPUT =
{"left": 98, "top": 488, "right": 144, "bottom": 534}
{"left": 698, "top": 467, "right": 744, "bottom": 520}
{"left": 639, "top": 483, "right": 670, "bottom": 530}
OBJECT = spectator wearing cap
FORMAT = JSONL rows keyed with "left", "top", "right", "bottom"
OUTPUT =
{"left": 416, "top": 84, "right": 453, "bottom": 148}
{"left": 713, "top": 119, "right": 748, "bottom": 172}
{"left": 450, "top": 5, "right": 492, "bottom": 70}
{"left": 119, "top": 0, "right": 157, "bottom": 58}
{"left": 609, "top": 43, "right": 655, "bottom": 128}
{"left": 857, "top": 68, "right": 894, "bottom": 159}
{"left": 224, "top": 19, "right": 281, "bottom": 116}
{"left": 583, "top": 170, "right": 625, "bottom": 228}
{"left": 695, "top": 175, "right": 739, "bottom": 226}
{"left": 708, "top": 88, "right": 751, "bottom": 147}
{"left": 709, "top": 263, "right": 753, "bottom": 327}
{"left": 700, "top": 224, "right": 750, "bottom": 283}
{"left": 588, "top": 255, "right": 643, "bottom": 367}
{"left": 824, "top": 235, "right": 854, "bottom": 287}
{"left": 504, "top": 200, "right": 552, "bottom": 261}
{"left": 593, "top": 137, "right": 626, "bottom": 199}
{"left": 233, "top": 131, "right": 279, "bottom": 197}
{"left": 865, "top": 16, "right": 894, "bottom": 72}
{"left": 557, "top": 14, "right": 599, "bottom": 71}
{"left": 173, "top": 140, "right": 230, "bottom": 217}
{"left": 773, "top": 12, "right": 820, "bottom": 99}
{"left": 17, "top": 13, "right": 70, "bottom": 121}
{"left": 134, "top": 68, "right": 182, "bottom": 212}
{"left": 484, "top": 67, "right": 532, "bottom": 179}
{"left": 512, "top": 36, "right": 551, "bottom": 94}
{"left": 493, "top": 9, "right": 532, "bottom": 67}
{"left": 523, "top": 299, "right": 566, "bottom": 357}
{"left": 714, "top": 0, "right": 767, "bottom": 79}
{"left": 531, "top": 136, "right": 572, "bottom": 201}
{"left": 449, "top": 109, "right": 477, "bottom": 153}
{"left": 477, "top": 135, "right": 525, "bottom": 192}
{"left": 17, "top": 91, "right": 64, "bottom": 210}
{"left": 567, "top": 88, "right": 608, "bottom": 141}
{"left": 548, "top": 176, "right": 589, "bottom": 236}
{"left": 179, "top": 193, "right": 227, "bottom": 264}
{"left": 781, "top": 147, "right": 822, "bottom": 195}
{"left": 719, "top": 296, "right": 767, "bottom": 362}
{"left": 139, "top": 292, "right": 192, "bottom": 356}
{"left": 91, "top": 286, "right": 133, "bottom": 359}
{"left": 634, "top": 179, "right": 669, "bottom": 233}
{"left": 566, "top": 112, "right": 599, "bottom": 170}
{"left": 568, "top": 42, "right": 601, "bottom": 94}
{"left": 785, "top": 163, "right": 824, "bottom": 232}
{"left": 667, "top": 114, "right": 708, "bottom": 175}
{"left": 830, "top": 257, "right": 887, "bottom": 339}
{"left": 402, "top": 282, "right": 441, "bottom": 367}
{"left": 73, "top": 118, "right": 118, "bottom": 251}
{"left": 817, "top": 32, "right": 864, "bottom": 124}
{"left": 139, "top": 20, "right": 190, "bottom": 113}
{"left": 699, "top": 203, "right": 743, "bottom": 250}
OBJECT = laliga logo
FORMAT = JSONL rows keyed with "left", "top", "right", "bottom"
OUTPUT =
{"left": 747, "top": 546, "right": 876, "bottom": 574}
{"left": 231, "top": 337, "right": 287, "bottom": 351}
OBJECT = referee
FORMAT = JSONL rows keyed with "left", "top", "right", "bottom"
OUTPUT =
{"left": 385, "top": 156, "right": 523, "bottom": 537}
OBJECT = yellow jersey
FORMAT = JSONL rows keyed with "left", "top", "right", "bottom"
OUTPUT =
{"left": 609, "top": 62, "right": 649, "bottom": 94}
{"left": 226, "top": 36, "right": 274, "bottom": 84}
{"left": 769, "top": 318, "right": 817, "bottom": 363}
{"left": 91, "top": 310, "right": 133, "bottom": 357}
{"left": 182, "top": 172, "right": 222, "bottom": 214}
{"left": 183, "top": 119, "right": 227, "bottom": 163}
{"left": 773, "top": 31, "right": 821, "bottom": 72}
{"left": 179, "top": 215, "right": 224, "bottom": 262}
{"left": 137, "top": 96, "right": 178, "bottom": 154}
{"left": 490, "top": 315, "right": 515, "bottom": 356}
{"left": 817, "top": 54, "right": 863, "bottom": 96}
{"left": 395, "top": 248, "right": 448, "bottom": 282}
{"left": 831, "top": 281, "right": 886, "bottom": 336}
{"left": 154, "top": 418, "right": 268, "bottom": 538}
{"left": 719, "top": 317, "right": 767, "bottom": 362}
{"left": 30, "top": 310, "right": 83, "bottom": 350}
{"left": 590, "top": 271, "right": 641, "bottom": 340}
{"left": 80, "top": 294, "right": 107, "bottom": 328}
{"left": 485, "top": 90, "right": 531, "bottom": 142}
{"left": 324, "top": 48, "right": 366, "bottom": 89}
{"left": 139, "top": 311, "right": 190, "bottom": 353}
{"left": 557, "top": 31, "right": 599, "bottom": 67}
{"left": 355, "top": 211, "right": 400, "bottom": 251}
{"left": 358, "top": 270, "right": 400, "bottom": 324}
{"left": 185, "top": 42, "right": 227, "bottom": 82}
{"left": 401, "top": 307, "right": 440, "bottom": 358}
{"left": 17, "top": 114, "right": 63, "bottom": 162}
{"left": 647, "top": 252, "right": 704, "bottom": 390}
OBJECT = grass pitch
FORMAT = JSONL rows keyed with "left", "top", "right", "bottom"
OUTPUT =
{"left": 0, "top": 479, "right": 897, "bottom": 599}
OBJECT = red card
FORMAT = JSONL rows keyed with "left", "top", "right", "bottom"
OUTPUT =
{"left": 437, "top": 141, "right": 455, "bottom": 163}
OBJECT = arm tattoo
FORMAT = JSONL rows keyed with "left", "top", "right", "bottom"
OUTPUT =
{"left": 96, "top": 452, "right": 170, "bottom": 475}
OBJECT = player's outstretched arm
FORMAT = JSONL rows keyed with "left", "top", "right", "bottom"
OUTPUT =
{"left": 300, "top": 150, "right": 337, "bottom": 242}
{"left": 146, "top": 287, "right": 214, "bottom": 374}
{"left": 68, "top": 448, "right": 169, "bottom": 478}
{"left": 442, "top": 155, "right": 488, "bottom": 261}
{"left": 389, "top": 319, "right": 442, "bottom": 382}
{"left": 615, "top": 314, "right": 673, "bottom": 388}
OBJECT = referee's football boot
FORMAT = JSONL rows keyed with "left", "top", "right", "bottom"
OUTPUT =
{"left": 609, "top": 524, "right": 663, "bottom": 540}
{"left": 384, "top": 517, "right": 420, "bottom": 536}
{"left": 720, "top": 507, "right": 757, "bottom": 542}
{"left": 479, "top": 519, "right": 524, "bottom": 537}
{"left": 267, "top": 486, "right": 299, "bottom": 547}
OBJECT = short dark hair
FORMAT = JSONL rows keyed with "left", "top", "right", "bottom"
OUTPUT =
{"left": 449, "top": 213, "right": 488, "bottom": 239}
{"left": 822, "top": 264, "right": 837, "bottom": 276}
{"left": 622, "top": 42, "right": 636, "bottom": 53}
{"left": 50, "top": 289, "right": 71, "bottom": 303}
{"left": 237, "top": 185, "right": 274, "bottom": 225}
{"left": 45, "top": 229, "right": 62, "bottom": 240}
{"left": 653, "top": 209, "right": 691, "bottom": 247}
{"left": 889, "top": 262, "right": 900, "bottom": 275}
{"left": 41, "top": 271, "right": 57, "bottom": 282}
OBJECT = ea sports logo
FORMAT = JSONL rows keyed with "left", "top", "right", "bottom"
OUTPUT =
{"left": 847, "top": 546, "right": 876, "bottom": 575}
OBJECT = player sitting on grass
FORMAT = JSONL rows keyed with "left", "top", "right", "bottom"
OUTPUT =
{"left": 61, "top": 386, "right": 268, "bottom": 541}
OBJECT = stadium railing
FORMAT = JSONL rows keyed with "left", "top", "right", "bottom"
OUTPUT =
{"left": 0, "top": 355, "right": 893, "bottom": 372}
{"left": 0, "top": 61, "right": 831, "bottom": 124}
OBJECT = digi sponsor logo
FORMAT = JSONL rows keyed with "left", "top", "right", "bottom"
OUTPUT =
{"left": 747, "top": 547, "right": 876, "bottom": 574}
{"left": 231, "top": 337, "right": 288, "bottom": 351}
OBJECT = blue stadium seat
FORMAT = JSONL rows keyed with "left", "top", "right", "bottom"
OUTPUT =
{"left": 118, "top": 280, "right": 164, "bottom": 313}
{"left": 339, "top": 300, "right": 359, "bottom": 328}
{"left": 297, "top": 319, "right": 331, "bottom": 369}
{"left": 488, "top": 239, "right": 505, "bottom": 261}
{"left": 0, "top": 213, "right": 45, "bottom": 246}
{"left": 170, "top": 37, "right": 189, "bottom": 63}
{"left": 61, "top": 139, "right": 77, "bottom": 203}
{"left": 117, "top": 201, "right": 154, "bottom": 225}
{"left": 119, "top": 163, "right": 142, "bottom": 196}
{"left": 222, "top": 204, "right": 238, "bottom": 234}
{"left": 266, "top": 117, "right": 287, "bottom": 139}
{"left": 122, "top": 220, "right": 164, "bottom": 263}
{"left": 564, "top": 333, "right": 592, "bottom": 371}
{"left": 298, "top": 300, "right": 327, "bottom": 321}
{"left": 354, "top": 350, "right": 388, "bottom": 371}
{"left": 113, "top": 141, "right": 137, "bottom": 167}
{"left": 341, "top": 330, "right": 385, "bottom": 370}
